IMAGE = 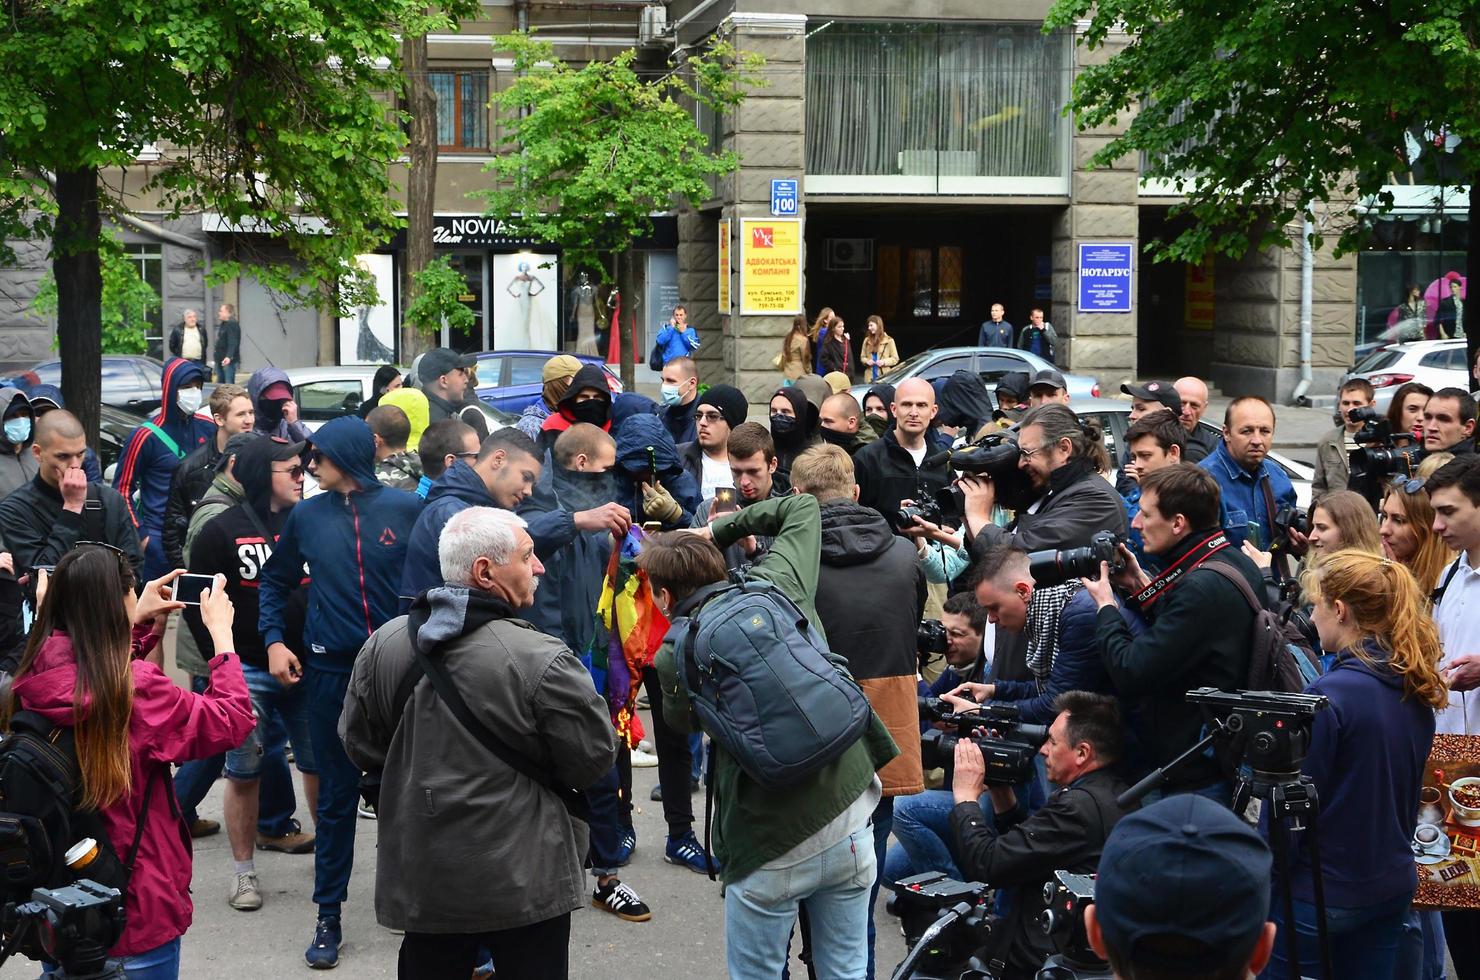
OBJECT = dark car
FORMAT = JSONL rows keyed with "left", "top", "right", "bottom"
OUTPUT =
{"left": 96, "top": 403, "right": 154, "bottom": 481}
{"left": 4, "top": 354, "right": 215, "bottom": 415}
{"left": 473, "top": 350, "right": 623, "bottom": 414}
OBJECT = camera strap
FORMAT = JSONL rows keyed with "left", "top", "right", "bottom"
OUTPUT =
{"left": 1134, "top": 532, "right": 1231, "bottom": 610}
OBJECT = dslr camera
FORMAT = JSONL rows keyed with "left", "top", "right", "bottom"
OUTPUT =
{"left": 919, "top": 698, "right": 1048, "bottom": 788}
{"left": 918, "top": 619, "right": 949, "bottom": 656}
{"left": 1027, "top": 531, "right": 1125, "bottom": 589}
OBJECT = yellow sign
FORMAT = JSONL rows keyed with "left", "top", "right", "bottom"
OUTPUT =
{"left": 739, "top": 217, "right": 802, "bottom": 316}
{"left": 1184, "top": 254, "right": 1215, "bottom": 331}
{"left": 718, "top": 219, "right": 731, "bottom": 315}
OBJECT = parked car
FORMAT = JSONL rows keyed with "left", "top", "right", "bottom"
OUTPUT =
{"left": 287, "top": 365, "right": 514, "bottom": 434}
{"left": 848, "top": 346, "right": 1099, "bottom": 407}
{"left": 5, "top": 355, "right": 171, "bottom": 414}
{"left": 96, "top": 403, "right": 154, "bottom": 483}
{"left": 1342, "top": 339, "right": 1470, "bottom": 413}
{"left": 1067, "top": 398, "right": 1313, "bottom": 509}
{"left": 472, "top": 350, "right": 623, "bottom": 414}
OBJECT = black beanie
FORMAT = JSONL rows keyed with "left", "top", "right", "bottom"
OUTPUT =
{"left": 697, "top": 384, "right": 748, "bottom": 430}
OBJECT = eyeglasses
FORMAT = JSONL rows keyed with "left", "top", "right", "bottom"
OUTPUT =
{"left": 1018, "top": 443, "right": 1047, "bottom": 461}
{"left": 449, "top": 451, "right": 478, "bottom": 461}
{"left": 695, "top": 411, "right": 726, "bottom": 424}
{"left": 308, "top": 450, "right": 325, "bottom": 467}
{"left": 273, "top": 465, "right": 305, "bottom": 480}
{"left": 1388, "top": 475, "right": 1426, "bottom": 495}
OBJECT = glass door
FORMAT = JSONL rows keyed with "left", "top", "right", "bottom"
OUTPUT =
{"left": 440, "top": 252, "right": 488, "bottom": 352}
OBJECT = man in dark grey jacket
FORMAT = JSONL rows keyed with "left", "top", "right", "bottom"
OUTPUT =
{"left": 341, "top": 506, "right": 616, "bottom": 980}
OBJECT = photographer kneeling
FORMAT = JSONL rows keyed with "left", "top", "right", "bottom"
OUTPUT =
{"left": 1081, "top": 464, "right": 1263, "bottom": 803}
{"left": 947, "top": 692, "right": 1132, "bottom": 980}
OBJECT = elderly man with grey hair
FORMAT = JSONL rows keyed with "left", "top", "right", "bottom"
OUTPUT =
{"left": 340, "top": 506, "right": 617, "bottom": 980}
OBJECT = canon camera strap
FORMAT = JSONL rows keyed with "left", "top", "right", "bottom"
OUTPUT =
{"left": 1134, "top": 532, "right": 1231, "bottom": 611}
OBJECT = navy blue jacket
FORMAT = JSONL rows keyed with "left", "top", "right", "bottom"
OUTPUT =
{"left": 113, "top": 358, "right": 215, "bottom": 537}
{"left": 1198, "top": 439, "right": 1296, "bottom": 549}
{"left": 613, "top": 413, "right": 701, "bottom": 528}
{"left": 258, "top": 416, "right": 420, "bottom": 665}
{"left": 519, "top": 465, "right": 617, "bottom": 657}
{"left": 990, "top": 589, "right": 1139, "bottom": 725}
{"left": 1279, "top": 642, "right": 1433, "bottom": 908}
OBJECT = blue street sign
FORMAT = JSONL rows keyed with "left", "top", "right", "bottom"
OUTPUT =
{"left": 770, "top": 179, "right": 798, "bottom": 217}
{"left": 1077, "top": 242, "right": 1134, "bottom": 313}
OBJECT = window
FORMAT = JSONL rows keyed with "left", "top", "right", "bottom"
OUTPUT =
{"left": 885, "top": 245, "right": 964, "bottom": 322}
{"left": 806, "top": 22, "right": 1070, "bottom": 193}
{"left": 430, "top": 71, "right": 489, "bottom": 151}
{"left": 507, "top": 356, "right": 546, "bottom": 387}
{"left": 919, "top": 354, "right": 972, "bottom": 381}
{"left": 122, "top": 243, "right": 164, "bottom": 352}
{"left": 294, "top": 380, "right": 365, "bottom": 420}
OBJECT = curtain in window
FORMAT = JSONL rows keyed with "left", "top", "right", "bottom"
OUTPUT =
{"left": 461, "top": 73, "right": 488, "bottom": 149}
{"left": 806, "top": 23, "right": 1068, "bottom": 181}
{"left": 430, "top": 72, "right": 456, "bottom": 146}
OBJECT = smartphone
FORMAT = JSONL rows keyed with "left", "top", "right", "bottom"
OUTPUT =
{"left": 642, "top": 521, "right": 663, "bottom": 533}
{"left": 712, "top": 486, "right": 739, "bottom": 515}
{"left": 171, "top": 573, "right": 218, "bottom": 607}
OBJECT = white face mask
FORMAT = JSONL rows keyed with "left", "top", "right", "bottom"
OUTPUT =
{"left": 176, "top": 387, "right": 203, "bottom": 415}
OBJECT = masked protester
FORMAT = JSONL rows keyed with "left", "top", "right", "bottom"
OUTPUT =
{"left": 769, "top": 386, "right": 819, "bottom": 487}
{"left": 0, "top": 387, "right": 38, "bottom": 501}
{"left": 539, "top": 365, "right": 613, "bottom": 457}
{"left": 247, "top": 367, "right": 311, "bottom": 443}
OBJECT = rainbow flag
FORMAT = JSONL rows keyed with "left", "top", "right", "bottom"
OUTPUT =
{"left": 594, "top": 529, "right": 669, "bottom": 748}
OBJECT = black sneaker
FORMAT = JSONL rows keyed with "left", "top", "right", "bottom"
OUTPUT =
{"left": 592, "top": 879, "right": 652, "bottom": 922}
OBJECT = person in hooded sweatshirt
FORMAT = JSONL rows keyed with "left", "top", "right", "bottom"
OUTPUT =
{"left": 247, "top": 366, "right": 312, "bottom": 443}
{"left": 27, "top": 384, "right": 103, "bottom": 483}
{"left": 256, "top": 415, "right": 420, "bottom": 970}
{"left": 862, "top": 383, "right": 895, "bottom": 440}
{"left": 113, "top": 358, "right": 217, "bottom": 580}
{"left": 612, "top": 413, "right": 701, "bottom": 530}
{"left": 0, "top": 386, "right": 38, "bottom": 502}
{"left": 517, "top": 354, "right": 582, "bottom": 440}
{"left": 539, "top": 363, "right": 614, "bottom": 457}
{"left": 10, "top": 544, "right": 254, "bottom": 977}
{"left": 936, "top": 369, "right": 997, "bottom": 443}
{"left": 768, "top": 386, "right": 819, "bottom": 490}
{"left": 1262, "top": 551, "right": 1444, "bottom": 979}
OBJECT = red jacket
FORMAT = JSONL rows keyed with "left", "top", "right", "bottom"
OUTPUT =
{"left": 12, "top": 625, "right": 254, "bottom": 956}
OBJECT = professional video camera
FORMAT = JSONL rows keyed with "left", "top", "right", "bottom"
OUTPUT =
{"left": 1347, "top": 406, "right": 1389, "bottom": 446}
{"left": 0, "top": 879, "right": 126, "bottom": 979}
{"left": 919, "top": 698, "right": 1048, "bottom": 788}
{"left": 892, "top": 872, "right": 1000, "bottom": 978}
{"left": 924, "top": 432, "right": 1039, "bottom": 513}
{"left": 1038, "top": 871, "right": 1112, "bottom": 980}
{"left": 1026, "top": 531, "right": 1125, "bottom": 589}
{"left": 1347, "top": 405, "right": 1426, "bottom": 507}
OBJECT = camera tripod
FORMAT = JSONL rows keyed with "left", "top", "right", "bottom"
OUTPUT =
{"left": 1119, "top": 717, "right": 1334, "bottom": 980}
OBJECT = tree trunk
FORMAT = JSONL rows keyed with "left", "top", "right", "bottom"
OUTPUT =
{"left": 1467, "top": 175, "right": 1479, "bottom": 386}
{"left": 617, "top": 248, "right": 637, "bottom": 390}
{"left": 402, "top": 31, "right": 438, "bottom": 360}
{"left": 53, "top": 167, "right": 103, "bottom": 449}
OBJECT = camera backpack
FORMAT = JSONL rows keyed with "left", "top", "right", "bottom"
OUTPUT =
{"left": 668, "top": 577, "right": 872, "bottom": 791}
{"left": 1203, "top": 563, "right": 1322, "bottom": 693}
{"left": 0, "top": 711, "right": 151, "bottom": 905}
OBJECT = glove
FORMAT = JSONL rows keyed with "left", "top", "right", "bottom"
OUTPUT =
{"left": 641, "top": 481, "right": 683, "bottom": 525}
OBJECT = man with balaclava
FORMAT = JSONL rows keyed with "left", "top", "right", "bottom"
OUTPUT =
{"left": 517, "top": 354, "right": 583, "bottom": 440}
{"left": 539, "top": 364, "right": 614, "bottom": 456}
{"left": 247, "top": 366, "right": 311, "bottom": 444}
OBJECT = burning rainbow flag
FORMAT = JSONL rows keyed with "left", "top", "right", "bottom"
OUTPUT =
{"left": 593, "top": 529, "right": 669, "bottom": 748}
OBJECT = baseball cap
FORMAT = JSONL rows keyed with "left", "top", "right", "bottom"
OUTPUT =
{"left": 215, "top": 432, "right": 262, "bottom": 471}
{"left": 418, "top": 347, "right": 477, "bottom": 384}
{"left": 1094, "top": 795, "right": 1272, "bottom": 972}
{"left": 542, "top": 354, "right": 582, "bottom": 384}
{"left": 1029, "top": 368, "right": 1067, "bottom": 392}
{"left": 260, "top": 380, "right": 292, "bottom": 401}
{"left": 1121, "top": 380, "right": 1183, "bottom": 416}
{"left": 264, "top": 436, "right": 307, "bottom": 462}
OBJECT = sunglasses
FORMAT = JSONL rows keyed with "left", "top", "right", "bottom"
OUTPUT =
{"left": 74, "top": 540, "right": 134, "bottom": 587}
{"left": 1388, "top": 475, "right": 1426, "bottom": 495}
{"left": 274, "top": 464, "right": 305, "bottom": 480}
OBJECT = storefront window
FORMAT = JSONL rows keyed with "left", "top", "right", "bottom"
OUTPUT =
{"left": 1355, "top": 212, "right": 1469, "bottom": 355}
{"left": 806, "top": 22, "right": 1070, "bottom": 194}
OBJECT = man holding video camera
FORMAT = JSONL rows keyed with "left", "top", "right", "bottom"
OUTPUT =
{"left": 1082, "top": 464, "right": 1262, "bottom": 801}
{"left": 947, "top": 691, "right": 1132, "bottom": 980}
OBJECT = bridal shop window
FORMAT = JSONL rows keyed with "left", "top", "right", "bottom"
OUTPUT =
{"left": 491, "top": 251, "right": 559, "bottom": 351}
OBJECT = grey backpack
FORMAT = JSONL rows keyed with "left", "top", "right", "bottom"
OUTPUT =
{"left": 668, "top": 578, "right": 872, "bottom": 790}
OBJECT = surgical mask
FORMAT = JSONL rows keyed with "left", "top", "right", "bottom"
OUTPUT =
{"left": 659, "top": 383, "right": 683, "bottom": 407}
{"left": 570, "top": 399, "right": 609, "bottom": 428}
{"left": 3, "top": 418, "right": 31, "bottom": 444}
{"left": 176, "top": 387, "right": 203, "bottom": 416}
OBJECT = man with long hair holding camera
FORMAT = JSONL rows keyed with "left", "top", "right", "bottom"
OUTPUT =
{"left": 947, "top": 691, "right": 1132, "bottom": 980}
{"left": 1081, "top": 464, "right": 1263, "bottom": 802}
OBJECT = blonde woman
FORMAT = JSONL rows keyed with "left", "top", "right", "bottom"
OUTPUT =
{"left": 859, "top": 315, "right": 898, "bottom": 382}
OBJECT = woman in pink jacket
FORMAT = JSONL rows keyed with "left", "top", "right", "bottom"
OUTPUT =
{"left": 8, "top": 546, "right": 254, "bottom": 978}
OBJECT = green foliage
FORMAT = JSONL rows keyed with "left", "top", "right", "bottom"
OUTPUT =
{"left": 33, "top": 234, "right": 157, "bottom": 355}
{"left": 402, "top": 255, "right": 476, "bottom": 336}
{"left": 0, "top": 0, "right": 481, "bottom": 309}
{"left": 1044, "top": 0, "right": 1480, "bottom": 261}
{"left": 478, "top": 32, "right": 765, "bottom": 280}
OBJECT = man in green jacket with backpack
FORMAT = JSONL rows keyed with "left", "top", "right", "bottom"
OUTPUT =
{"left": 641, "top": 492, "right": 898, "bottom": 980}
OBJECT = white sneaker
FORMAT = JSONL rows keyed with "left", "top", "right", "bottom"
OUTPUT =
{"left": 630, "top": 747, "right": 660, "bottom": 768}
{"left": 229, "top": 871, "right": 263, "bottom": 911}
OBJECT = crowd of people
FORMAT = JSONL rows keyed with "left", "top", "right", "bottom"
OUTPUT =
{"left": 1, "top": 336, "right": 1479, "bottom": 980}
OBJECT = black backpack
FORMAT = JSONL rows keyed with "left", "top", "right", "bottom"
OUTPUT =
{"left": 0, "top": 711, "right": 155, "bottom": 902}
{"left": 1202, "top": 563, "right": 1322, "bottom": 693}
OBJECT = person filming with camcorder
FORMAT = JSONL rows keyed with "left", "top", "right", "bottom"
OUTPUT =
{"left": 922, "top": 691, "right": 1132, "bottom": 980}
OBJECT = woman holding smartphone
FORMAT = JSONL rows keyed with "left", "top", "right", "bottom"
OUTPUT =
{"left": 6, "top": 550, "right": 254, "bottom": 978}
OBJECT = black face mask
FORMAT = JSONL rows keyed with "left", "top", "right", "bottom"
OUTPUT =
{"left": 569, "top": 399, "right": 609, "bottom": 428}
{"left": 865, "top": 414, "right": 890, "bottom": 437}
{"left": 819, "top": 426, "right": 854, "bottom": 448}
{"left": 259, "top": 399, "right": 285, "bottom": 426}
{"left": 770, "top": 414, "right": 799, "bottom": 440}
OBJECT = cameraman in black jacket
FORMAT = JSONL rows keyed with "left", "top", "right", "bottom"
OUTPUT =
{"left": 962, "top": 403, "right": 1128, "bottom": 682}
{"left": 949, "top": 691, "right": 1132, "bottom": 980}
{"left": 1081, "top": 463, "right": 1262, "bottom": 801}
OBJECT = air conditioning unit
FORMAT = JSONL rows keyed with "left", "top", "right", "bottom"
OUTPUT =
{"left": 638, "top": 5, "right": 668, "bottom": 45}
{"left": 827, "top": 238, "right": 874, "bottom": 272}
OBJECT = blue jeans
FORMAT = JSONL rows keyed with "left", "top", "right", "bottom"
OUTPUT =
{"left": 1263, "top": 891, "right": 1411, "bottom": 979}
{"left": 224, "top": 664, "right": 317, "bottom": 779}
{"left": 305, "top": 664, "right": 358, "bottom": 917}
{"left": 43, "top": 937, "right": 182, "bottom": 980}
{"left": 586, "top": 758, "right": 626, "bottom": 876}
{"left": 885, "top": 789, "right": 965, "bottom": 886}
{"left": 172, "top": 675, "right": 299, "bottom": 836}
{"left": 866, "top": 797, "right": 893, "bottom": 980}
{"left": 216, "top": 361, "right": 236, "bottom": 384}
{"left": 725, "top": 823, "right": 875, "bottom": 980}
{"left": 1398, "top": 909, "right": 1447, "bottom": 980}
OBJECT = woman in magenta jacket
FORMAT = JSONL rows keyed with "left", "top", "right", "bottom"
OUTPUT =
{"left": 9, "top": 547, "right": 254, "bottom": 978}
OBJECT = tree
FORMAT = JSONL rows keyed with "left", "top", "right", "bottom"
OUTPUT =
{"left": 401, "top": 27, "right": 441, "bottom": 362}
{"left": 33, "top": 233, "right": 158, "bottom": 356}
{"left": 1046, "top": 0, "right": 1480, "bottom": 365}
{"left": 0, "top": 0, "right": 475, "bottom": 442}
{"left": 402, "top": 255, "right": 476, "bottom": 338}
{"left": 479, "top": 33, "right": 764, "bottom": 387}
